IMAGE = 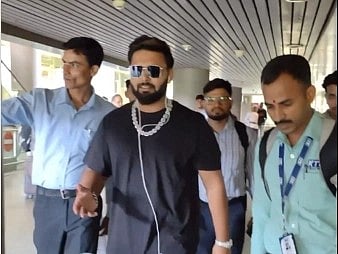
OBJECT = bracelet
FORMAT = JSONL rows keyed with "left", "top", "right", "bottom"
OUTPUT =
{"left": 91, "top": 192, "right": 99, "bottom": 208}
{"left": 215, "top": 239, "right": 233, "bottom": 249}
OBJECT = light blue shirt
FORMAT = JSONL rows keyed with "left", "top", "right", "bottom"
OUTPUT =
{"left": 1, "top": 87, "right": 114, "bottom": 189}
{"left": 251, "top": 111, "right": 336, "bottom": 254}
{"left": 199, "top": 117, "right": 257, "bottom": 201}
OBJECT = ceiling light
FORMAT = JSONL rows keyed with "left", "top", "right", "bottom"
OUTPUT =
{"left": 182, "top": 44, "right": 192, "bottom": 51}
{"left": 285, "top": 0, "right": 308, "bottom": 3}
{"left": 286, "top": 43, "right": 304, "bottom": 49}
{"left": 234, "top": 49, "right": 245, "bottom": 58}
{"left": 112, "top": 0, "right": 126, "bottom": 10}
{"left": 212, "top": 62, "right": 219, "bottom": 67}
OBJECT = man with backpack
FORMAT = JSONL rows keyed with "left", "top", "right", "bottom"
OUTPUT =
{"left": 251, "top": 55, "right": 336, "bottom": 254}
{"left": 197, "top": 78, "right": 257, "bottom": 254}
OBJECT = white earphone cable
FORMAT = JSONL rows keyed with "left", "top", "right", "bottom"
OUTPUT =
{"left": 137, "top": 108, "right": 162, "bottom": 254}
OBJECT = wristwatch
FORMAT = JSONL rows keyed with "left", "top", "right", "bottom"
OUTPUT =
{"left": 91, "top": 192, "right": 99, "bottom": 209}
{"left": 215, "top": 239, "right": 233, "bottom": 249}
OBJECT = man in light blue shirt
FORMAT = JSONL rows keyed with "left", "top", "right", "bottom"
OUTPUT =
{"left": 251, "top": 55, "right": 336, "bottom": 254}
{"left": 1, "top": 37, "right": 114, "bottom": 254}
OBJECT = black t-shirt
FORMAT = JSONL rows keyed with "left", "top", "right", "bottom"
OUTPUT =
{"left": 84, "top": 100, "right": 221, "bottom": 254}
{"left": 257, "top": 108, "right": 267, "bottom": 126}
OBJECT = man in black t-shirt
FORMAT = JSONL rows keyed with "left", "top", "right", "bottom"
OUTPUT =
{"left": 73, "top": 35, "right": 232, "bottom": 254}
{"left": 257, "top": 102, "right": 267, "bottom": 136}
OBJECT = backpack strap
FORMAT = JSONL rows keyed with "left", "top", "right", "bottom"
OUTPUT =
{"left": 259, "top": 128, "right": 277, "bottom": 200}
{"left": 234, "top": 120, "right": 251, "bottom": 195}
{"left": 320, "top": 118, "right": 336, "bottom": 148}
{"left": 234, "top": 121, "right": 249, "bottom": 152}
{"left": 319, "top": 119, "right": 336, "bottom": 196}
{"left": 234, "top": 121, "right": 249, "bottom": 166}
{"left": 260, "top": 118, "right": 337, "bottom": 199}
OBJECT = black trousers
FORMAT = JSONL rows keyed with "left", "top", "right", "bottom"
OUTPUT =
{"left": 33, "top": 191, "right": 102, "bottom": 254}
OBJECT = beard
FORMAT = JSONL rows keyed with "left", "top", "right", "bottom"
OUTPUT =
{"left": 207, "top": 111, "right": 229, "bottom": 121}
{"left": 131, "top": 80, "right": 168, "bottom": 105}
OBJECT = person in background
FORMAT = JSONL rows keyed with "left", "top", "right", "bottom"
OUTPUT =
{"left": 73, "top": 34, "right": 231, "bottom": 254}
{"left": 111, "top": 93, "right": 123, "bottom": 107}
{"left": 257, "top": 102, "right": 267, "bottom": 137}
{"left": 19, "top": 125, "right": 36, "bottom": 199}
{"left": 125, "top": 79, "right": 136, "bottom": 102}
{"left": 197, "top": 78, "right": 257, "bottom": 254}
{"left": 195, "top": 94, "right": 204, "bottom": 109}
{"left": 322, "top": 70, "right": 336, "bottom": 120}
{"left": 251, "top": 55, "right": 336, "bottom": 254}
{"left": 1, "top": 37, "right": 114, "bottom": 254}
{"left": 195, "top": 94, "right": 207, "bottom": 119}
{"left": 244, "top": 104, "right": 259, "bottom": 130}
{"left": 20, "top": 125, "right": 32, "bottom": 153}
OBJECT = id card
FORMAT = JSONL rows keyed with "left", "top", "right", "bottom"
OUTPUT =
{"left": 279, "top": 233, "right": 298, "bottom": 254}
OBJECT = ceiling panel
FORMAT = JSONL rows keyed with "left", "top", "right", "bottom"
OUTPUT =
{"left": 1, "top": 0, "right": 336, "bottom": 94}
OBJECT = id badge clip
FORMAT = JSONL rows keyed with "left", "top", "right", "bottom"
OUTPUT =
{"left": 279, "top": 233, "right": 298, "bottom": 254}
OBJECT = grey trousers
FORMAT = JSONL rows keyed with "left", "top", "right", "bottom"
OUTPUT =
{"left": 33, "top": 192, "right": 102, "bottom": 254}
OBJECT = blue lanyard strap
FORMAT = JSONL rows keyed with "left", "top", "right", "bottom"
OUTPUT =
{"left": 279, "top": 137, "right": 313, "bottom": 216}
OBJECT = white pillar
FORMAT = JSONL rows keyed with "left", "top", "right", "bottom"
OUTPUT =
{"left": 240, "top": 95, "right": 252, "bottom": 123}
{"left": 231, "top": 87, "right": 242, "bottom": 120}
{"left": 173, "top": 68, "right": 209, "bottom": 110}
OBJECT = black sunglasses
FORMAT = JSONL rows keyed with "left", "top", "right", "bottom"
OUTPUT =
{"left": 129, "top": 65, "right": 164, "bottom": 78}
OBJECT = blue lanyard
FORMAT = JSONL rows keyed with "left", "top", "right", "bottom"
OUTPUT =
{"left": 279, "top": 137, "right": 313, "bottom": 227}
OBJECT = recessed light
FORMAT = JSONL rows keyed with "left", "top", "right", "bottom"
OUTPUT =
{"left": 286, "top": 43, "right": 304, "bottom": 49}
{"left": 112, "top": 0, "right": 126, "bottom": 10}
{"left": 285, "top": 0, "right": 308, "bottom": 3}
{"left": 182, "top": 44, "right": 192, "bottom": 51}
{"left": 234, "top": 49, "right": 245, "bottom": 58}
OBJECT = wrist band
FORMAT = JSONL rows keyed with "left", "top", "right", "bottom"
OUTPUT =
{"left": 215, "top": 239, "right": 233, "bottom": 249}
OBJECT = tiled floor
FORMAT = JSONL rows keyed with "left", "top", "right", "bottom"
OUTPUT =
{"left": 3, "top": 166, "right": 251, "bottom": 254}
{"left": 4, "top": 167, "right": 35, "bottom": 254}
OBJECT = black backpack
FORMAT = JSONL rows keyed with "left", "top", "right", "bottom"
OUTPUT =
{"left": 234, "top": 121, "right": 249, "bottom": 190}
{"left": 234, "top": 120, "right": 249, "bottom": 156}
{"left": 259, "top": 119, "right": 337, "bottom": 198}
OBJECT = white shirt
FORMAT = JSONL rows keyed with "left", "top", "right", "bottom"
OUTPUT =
{"left": 244, "top": 111, "right": 259, "bottom": 129}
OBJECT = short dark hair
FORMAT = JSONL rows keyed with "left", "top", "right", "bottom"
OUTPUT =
{"left": 261, "top": 55, "right": 311, "bottom": 87}
{"left": 203, "top": 78, "right": 232, "bottom": 96}
{"left": 125, "top": 79, "right": 131, "bottom": 88}
{"left": 195, "top": 94, "right": 204, "bottom": 100}
{"left": 128, "top": 35, "right": 174, "bottom": 68}
{"left": 322, "top": 70, "right": 337, "bottom": 91}
{"left": 62, "top": 37, "right": 104, "bottom": 67}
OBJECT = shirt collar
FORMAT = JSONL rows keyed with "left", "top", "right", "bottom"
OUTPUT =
{"left": 216, "top": 115, "right": 235, "bottom": 134}
{"left": 277, "top": 110, "right": 322, "bottom": 147}
{"left": 55, "top": 86, "right": 96, "bottom": 109}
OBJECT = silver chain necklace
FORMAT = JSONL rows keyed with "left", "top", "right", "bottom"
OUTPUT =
{"left": 131, "top": 98, "right": 173, "bottom": 136}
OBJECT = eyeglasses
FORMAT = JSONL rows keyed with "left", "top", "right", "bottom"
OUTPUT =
{"left": 129, "top": 65, "right": 165, "bottom": 78}
{"left": 204, "top": 96, "right": 232, "bottom": 104}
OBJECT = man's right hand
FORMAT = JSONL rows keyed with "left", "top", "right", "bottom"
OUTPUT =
{"left": 72, "top": 184, "right": 98, "bottom": 218}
